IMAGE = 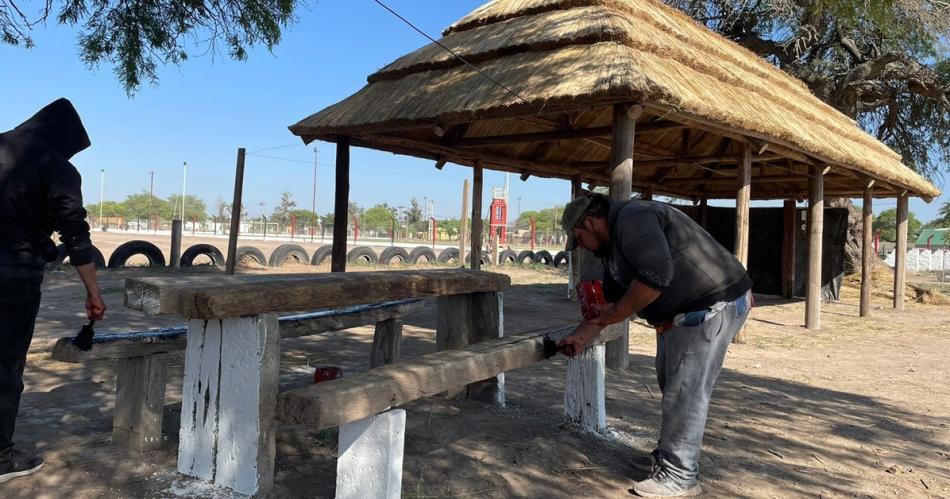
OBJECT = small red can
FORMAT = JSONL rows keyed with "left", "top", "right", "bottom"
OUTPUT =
{"left": 578, "top": 280, "right": 606, "bottom": 320}
{"left": 313, "top": 366, "right": 343, "bottom": 384}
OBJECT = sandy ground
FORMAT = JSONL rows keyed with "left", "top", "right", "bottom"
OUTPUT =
{"left": 7, "top": 257, "right": 950, "bottom": 498}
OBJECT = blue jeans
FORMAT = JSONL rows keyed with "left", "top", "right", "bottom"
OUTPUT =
{"left": 654, "top": 293, "right": 749, "bottom": 485}
{"left": 0, "top": 280, "right": 42, "bottom": 461}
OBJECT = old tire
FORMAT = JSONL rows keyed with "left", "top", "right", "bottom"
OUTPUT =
{"left": 437, "top": 247, "right": 460, "bottom": 264}
{"left": 379, "top": 247, "right": 410, "bottom": 265}
{"left": 236, "top": 246, "right": 267, "bottom": 267}
{"left": 552, "top": 251, "right": 568, "bottom": 268}
{"left": 310, "top": 245, "right": 333, "bottom": 266}
{"left": 498, "top": 249, "right": 517, "bottom": 266}
{"left": 516, "top": 250, "right": 535, "bottom": 265}
{"left": 269, "top": 244, "right": 310, "bottom": 267}
{"left": 465, "top": 253, "right": 492, "bottom": 266}
{"left": 107, "top": 240, "right": 166, "bottom": 268}
{"left": 180, "top": 244, "right": 225, "bottom": 268}
{"left": 47, "top": 244, "right": 107, "bottom": 271}
{"left": 347, "top": 246, "right": 378, "bottom": 264}
{"left": 409, "top": 246, "right": 438, "bottom": 264}
{"left": 533, "top": 250, "right": 554, "bottom": 266}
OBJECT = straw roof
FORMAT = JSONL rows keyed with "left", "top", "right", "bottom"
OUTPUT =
{"left": 290, "top": 0, "right": 940, "bottom": 201}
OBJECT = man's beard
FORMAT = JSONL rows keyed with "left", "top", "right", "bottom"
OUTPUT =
{"left": 593, "top": 244, "right": 610, "bottom": 258}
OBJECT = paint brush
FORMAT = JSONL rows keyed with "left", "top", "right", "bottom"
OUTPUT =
{"left": 72, "top": 320, "right": 96, "bottom": 351}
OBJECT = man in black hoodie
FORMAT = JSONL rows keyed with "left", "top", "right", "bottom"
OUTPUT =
{"left": 0, "top": 98, "right": 106, "bottom": 483}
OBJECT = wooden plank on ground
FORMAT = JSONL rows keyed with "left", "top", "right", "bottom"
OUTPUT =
{"left": 276, "top": 325, "right": 624, "bottom": 431}
{"left": 125, "top": 269, "right": 508, "bottom": 319}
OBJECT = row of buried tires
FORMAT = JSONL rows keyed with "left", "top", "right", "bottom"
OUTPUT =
{"left": 46, "top": 240, "right": 572, "bottom": 270}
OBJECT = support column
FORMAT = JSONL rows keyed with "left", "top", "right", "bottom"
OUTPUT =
{"left": 893, "top": 193, "right": 909, "bottom": 311}
{"left": 699, "top": 197, "right": 708, "bottom": 229}
{"left": 564, "top": 344, "right": 607, "bottom": 433}
{"left": 435, "top": 292, "right": 504, "bottom": 406}
{"left": 781, "top": 200, "right": 797, "bottom": 299}
{"left": 459, "top": 179, "right": 469, "bottom": 266}
{"left": 860, "top": 185, "right": 874, "bottom": 317}
{"left": 332, "top": 137, "right": 350, "bottom": 273}
{"left": 113, "top": 353, "right": 168, "bottom": 452}
{"left": 370, "top": 319, "right": 402, "bottom": 368}
{"left": 605, "top": 103, "right": 639, "bottom": 370}
{"left": 732, "top": 143, "right": 751, "bottom": 343}
{"left": 336, "top": 409, "right": 406, "bottom": 499}
{"left": 805, "top": 166, "right": 824, "bottom": 330}
{"left": 170, "top": 220, "right": 182, "bottom": 268}
{"left": 471, "top": 165, "right": 483, "bottom": 270}
{"left": 178, "top": 315, "right": 280, "bottom": 495}
{"left": 225, "top": 148, "right": 246, "bottom": 275}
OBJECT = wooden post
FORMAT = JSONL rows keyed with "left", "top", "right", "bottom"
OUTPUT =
{"left": 781, "top": 200, "right": 797, "bottom": 299}
{"left": 471, "top": 164, "right": 483, "bottom": 270}
{"left": 564, "top": 344, "right": 607, "bottom": 433}
{"left": 178, "top": 315, "right": 280, "bottom": 495}
{"left": 570, "top": 177, "right": 583, "bottom": 297}
{"left": 805, "top": 165, "right": 824, "bottom": 330}
{"left": 732, "top": 144, "right": 752, "bottom": 343}
{"left": 893, "top": 193, "right": 909, "bottom": 311}
{"left": 860, "top": 185, "right": 874, "bottom": 317}
{"left": 112, "top": 353, "right": 168, "bottom": 452}
{"left": 225, "top": 148, "right": 246, "bottom": 275}
{"left": 170, "top": 220, "right": 182, "bottom": 268}
{"left": 332, "top": 137, "right": 350, "bottom": 273}
{"left": 605, "top": 103, "right": 637, "bottom": 370}
{"left": 459, "top": 179, "right": 469, "bottom": 266}
{"left": 435, "top": 292, "right": 504, "bottom": 406}
{"left": 370, "top": 319, "right": 402, "bottom": 368}
{"left": 641, "top": 187, "right": 654, "bottom": 201}
{"left": 699, "top": 197, "right": 708, "bottom": 229}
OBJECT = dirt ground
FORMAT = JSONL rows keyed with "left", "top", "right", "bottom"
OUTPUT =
{"left": 8, "top": 251, "right": 950, "bottom": 498}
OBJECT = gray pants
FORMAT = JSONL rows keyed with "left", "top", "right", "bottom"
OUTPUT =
{"left": 655, "top": 295, "right": 749, "bottom": 486}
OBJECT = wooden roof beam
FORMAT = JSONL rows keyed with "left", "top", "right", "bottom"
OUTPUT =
{"left": 450, "top": 121, "right": 686, "bottom": 148}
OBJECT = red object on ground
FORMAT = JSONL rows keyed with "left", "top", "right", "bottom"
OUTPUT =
{"left": 313, "top": 366, "right": 343, "bottom": 384}
{"left": 578, "top": 279, "right": 606, "bottom": 320}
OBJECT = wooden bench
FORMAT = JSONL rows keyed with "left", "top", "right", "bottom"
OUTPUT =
{"left": 51, "top": 299, "right": 423, "bottom": 452}
{"left": 122, "top": 269, "right": 510, "bottom": 495}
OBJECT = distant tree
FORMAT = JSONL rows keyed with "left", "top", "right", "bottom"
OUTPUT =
{"left": 0, "top": 0, "right": 298, "bottom": 94}
{"left": 84, "top": 200, "right": 125, "bottom": 218}
{"left": 363, "top": 204, "right": 397, "bottom": 232}
{"left": 167, "top": 194, "right": 207, "bottom": 221}
{"left": 873, "top": 208, "right": 923, "bottom": 242}
{"left": 405, "top": 197, "right": 425, "bottom": 233}
{"left": 320, "top": 212, "right": 334, "bottom": 231}
{"left": 933, "top": 201, "right": 950, "bottom": 228}
{"left": 289, "top": 209, "right": 318, "bottom": 230}
{"left": 124, "top": 191, "right": 173, "bottom": 221}
{"left": 271, "top": 192, "right": 297, "bottom": 226}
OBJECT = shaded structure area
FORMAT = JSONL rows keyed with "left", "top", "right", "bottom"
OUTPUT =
{"left": 286, "top": 0, "right": 939, "bottom": 351}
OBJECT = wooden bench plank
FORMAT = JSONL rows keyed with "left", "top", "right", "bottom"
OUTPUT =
{"left": 52, "top": 299, "right": 424, "bottom": 363}
{"left": 276, "top": 325, "right": 624, "bottom": 431}
{"left": 125, "top": 270, "right": 509, "bottom": 319}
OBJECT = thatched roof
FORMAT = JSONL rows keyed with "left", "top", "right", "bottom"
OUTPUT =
{"left": 290, "top": 0, "right": 940, "bottom": 201}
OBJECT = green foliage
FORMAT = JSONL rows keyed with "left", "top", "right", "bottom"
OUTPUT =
{"left": 123, "top": 191, "right": 173, "bottom": 220}
{"left": 271, "top": 192, "right": 297, "bottom": 226}
{"left": 516, "top": 207, "right": 561, "bottom": 232}
{"left": 931, "top": 200, "right": 950, "bottom": 228}
{"left": 0, "top": 0, "right": 298, "bottom": 94}
{"left": 167, "top": 194, "right": 207, "bottom": 221}
{"left": 84, "top": 200, "right": 125, "bottom": 218}
{"left": 289, "top": 209, "right": 318, "bottom": 227}
{"left": 363, "top": 204, "right": 397, "bottom": 232}
{"left": 873, "top": 208, "right": 923, "bottom": 242}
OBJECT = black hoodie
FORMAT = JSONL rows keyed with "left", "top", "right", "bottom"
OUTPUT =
{"left": 0, "top": 98, "right": 94, "bottom": 281}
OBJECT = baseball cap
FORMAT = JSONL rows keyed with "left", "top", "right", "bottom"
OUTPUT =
{"left": 561, "top": 195, "right": 594, "bottom": 250}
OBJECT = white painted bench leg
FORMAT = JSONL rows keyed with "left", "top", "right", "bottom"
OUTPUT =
{"left": 336, "top": 409, "right": 406, "bottom": 499}
{"left": 564, "top": 343, "right": 607, "bottom": 434}
{"left": 113, "top": 353, "right": 168, "bottom": 451}
{"left": 178, "top": 314, "right": 280, "bottom": 495}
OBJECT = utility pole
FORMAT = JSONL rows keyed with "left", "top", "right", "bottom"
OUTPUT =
{"left": 259, "top": 202, "right": 266, "bottom": 239}
{"left": 147, "top": 171, "right": 155, "bottom": 232}
{"left": 98, "top": 169, "right": 105, "bottom": 229}
{"left": 180, "top": 161, "right": 188, "bottom": 220}
{"left": 311, "top": 146, "right": 319, "bottom": 243}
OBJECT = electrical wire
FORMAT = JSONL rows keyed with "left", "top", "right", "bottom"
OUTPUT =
{"left": 371, "top": 0, "right": 529, "bottom": 104}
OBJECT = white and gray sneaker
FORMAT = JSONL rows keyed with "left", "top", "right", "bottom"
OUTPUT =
{"left": 632, "top": 469, "right": 702, "bottom": 497}
{"left": 0, "top": 450, "right": 44, "bottom": 484}
{"left": 630, "top": 449, "right": 660, "bottom": 473}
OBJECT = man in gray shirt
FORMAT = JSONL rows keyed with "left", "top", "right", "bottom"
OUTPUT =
{"left": 559, "top": 193, "right": 751, "bottom": 498}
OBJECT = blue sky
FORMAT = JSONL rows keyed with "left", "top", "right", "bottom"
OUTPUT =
{"left": 2, "top": 0, "right": 946, "bottom": 222}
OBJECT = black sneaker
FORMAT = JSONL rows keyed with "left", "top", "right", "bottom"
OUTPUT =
{"left": 630, "top": 449, "right": 660, "bottom": 473}
{"left": 0, "top": 451, "right": 44, "bottom": 484}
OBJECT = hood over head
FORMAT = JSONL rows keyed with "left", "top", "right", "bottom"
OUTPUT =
{"left": 14, "top": 98, "right": 91, "bottom": 159}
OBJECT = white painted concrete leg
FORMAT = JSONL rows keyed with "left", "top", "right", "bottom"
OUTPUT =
{"left": 336, "top": 409, "right": 406, "bottom": 499}
{"left": 178, "top": 314, "right": 280, "bottom": 495}
{"left": 564, "top": 343, "right": 607, "bottom": 434}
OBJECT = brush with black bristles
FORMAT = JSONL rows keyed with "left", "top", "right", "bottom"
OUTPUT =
{"left": 72, "top": 320, "right": 96, "bottom": 351}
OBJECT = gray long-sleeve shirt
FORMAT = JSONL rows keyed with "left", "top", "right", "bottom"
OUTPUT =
{"left": 603, "top": 200, "right": 752, "bottom": 326}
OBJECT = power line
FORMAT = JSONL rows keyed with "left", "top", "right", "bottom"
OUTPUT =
{"left": 371, "top": 0, "right": 530, "bottom": 105}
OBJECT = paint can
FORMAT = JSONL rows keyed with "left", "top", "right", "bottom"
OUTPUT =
{"left": 313, "top": 366, "right": 343, "bottom": 384}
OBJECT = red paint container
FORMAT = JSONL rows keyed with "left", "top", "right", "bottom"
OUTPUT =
{"left": 313, "top": 366, "right": 343, "bottom": 384}
{"left": 578, "top": 280, "right": 606, "bottom": 320}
